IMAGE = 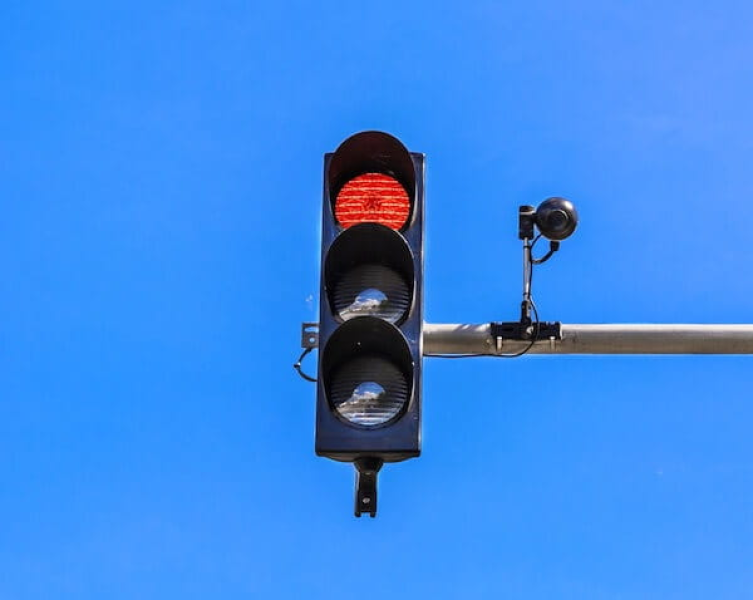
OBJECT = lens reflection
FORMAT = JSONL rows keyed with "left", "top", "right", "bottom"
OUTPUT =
{"left": 339, "top": 381, "right": 386, "bottom": 411}
{"left": 335, "top": 381, "right": 401, "bottom": 427}
{"left": 339, "top": 288, "right": 388, "bottom": 320}
{"left": 334, "top": 265, "right": 409, "bottom": 324}
{"left": 330, "top": 356, "right": 408, "bottom": 427}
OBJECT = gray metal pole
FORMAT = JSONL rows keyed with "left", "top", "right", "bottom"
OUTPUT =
{"left": 423, "top": 324, "right": 753, "bottom": 355}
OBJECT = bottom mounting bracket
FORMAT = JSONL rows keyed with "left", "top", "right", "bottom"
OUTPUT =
{"left": 354, "top": 458, "right": 383, "bottom": 518}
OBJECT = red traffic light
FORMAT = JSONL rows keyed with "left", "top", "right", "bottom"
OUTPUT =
{"left": 334, "top": 173, "right": 410, "bottom": 230}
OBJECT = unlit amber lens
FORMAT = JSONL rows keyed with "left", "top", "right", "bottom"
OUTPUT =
{"left": 333, "top": 265, "right": 410, "bottom": 324}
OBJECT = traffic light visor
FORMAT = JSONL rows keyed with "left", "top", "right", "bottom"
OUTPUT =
{"left": 328, "top": 131, "right": 416, "bottom": 231}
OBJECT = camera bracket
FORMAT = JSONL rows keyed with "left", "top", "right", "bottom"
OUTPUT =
{"left": 490, "top": 320, "right": 562, "bottom": 341}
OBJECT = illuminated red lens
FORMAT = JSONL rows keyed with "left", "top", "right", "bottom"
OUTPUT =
{"left": 334, "top": 173, "right": 410, "bottom": 230}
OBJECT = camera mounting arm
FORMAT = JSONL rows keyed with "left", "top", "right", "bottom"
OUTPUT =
{"left": 518, "top": 205, "right": 536, "bottom": 327}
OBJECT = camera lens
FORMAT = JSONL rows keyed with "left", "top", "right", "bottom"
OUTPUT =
{"left": 535, "top": 198, "right": 578, "bottom": 241}
{"left": 546, "top": 209, "right": 569, "bottom": 232}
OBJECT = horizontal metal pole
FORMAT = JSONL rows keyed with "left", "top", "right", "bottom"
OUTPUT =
{"left": 423, "top": 324, "right": 753, "bottom": 355}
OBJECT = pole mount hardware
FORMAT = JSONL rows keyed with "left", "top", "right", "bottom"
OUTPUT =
{"left": 490, "top": 321, "right": 562, "bottom": 342}
{"left": 301, "top": 322, "right": 319, "bottom": 349}
{"left": 354, "top": 457, "right": 383, "bottom": 518}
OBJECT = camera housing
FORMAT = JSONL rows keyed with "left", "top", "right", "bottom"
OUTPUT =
{"left": 535, "top": 197, "right": 578, "bottom": 241}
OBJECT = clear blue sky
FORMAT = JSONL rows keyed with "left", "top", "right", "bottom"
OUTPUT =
{"left": 2, "top": 1, "right": 752, "bottom": 598}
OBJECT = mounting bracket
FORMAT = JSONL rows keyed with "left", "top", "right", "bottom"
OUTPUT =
{"left": 354, "top": 457, "right": 383, "bottom": 518}
{"left": 301, "top": 322, "right": 319, "bottom": 349}
{"left": 489, "top": 321, "right": 562, "bottom": 341}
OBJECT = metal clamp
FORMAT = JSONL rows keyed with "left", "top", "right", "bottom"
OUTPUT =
{"left": 490, "top": 321, "right": 562, "bottom": 341}
{"left": 301, "top": 322, "right": 319, "bottom": 349}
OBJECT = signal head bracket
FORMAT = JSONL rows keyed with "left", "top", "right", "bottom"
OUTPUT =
{"left": 301, "top": 322, "right": 319, "bottom": 349}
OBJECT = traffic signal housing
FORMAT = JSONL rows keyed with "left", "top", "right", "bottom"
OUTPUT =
{"left": 316, "top": 131, "right": 424, "bottom": 516}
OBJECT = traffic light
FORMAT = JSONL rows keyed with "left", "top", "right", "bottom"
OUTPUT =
{"left": 316, "top": 131, "right": 424, "bottom": 517}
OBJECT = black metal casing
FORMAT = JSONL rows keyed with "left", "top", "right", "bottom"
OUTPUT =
{"left": 316, "top": 131, "right": 425, "bottom": 464}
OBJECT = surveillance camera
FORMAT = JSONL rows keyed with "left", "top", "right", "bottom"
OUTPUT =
{"left": 535, "top": 197, "right": 578, "bottom": 241}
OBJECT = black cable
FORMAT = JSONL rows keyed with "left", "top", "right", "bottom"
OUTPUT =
{"left": 532, "top": 239, "right": 559, "bottom": 265}
{"left": 425, "top": 297, "right": 541, "bottom": 359}
{"left": 528, "top": 235, "right": 542, "bottom": 281}
{"left": 293, "top": 347, "right": 317, "bottom": 382}
{"left": 427, "top": 238, "right": 543, "bottom": 360}
{"left": 493, "top": 297, "right": 540, "bottom": 358}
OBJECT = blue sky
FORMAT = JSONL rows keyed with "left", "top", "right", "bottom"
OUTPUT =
{"left": 2, "top": 1, "right": 752, "bottom": 598}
